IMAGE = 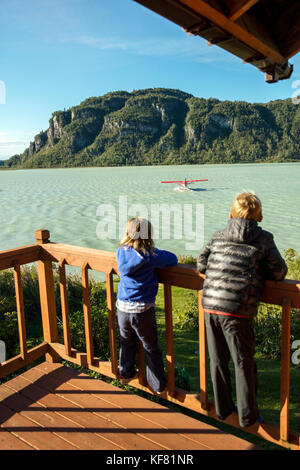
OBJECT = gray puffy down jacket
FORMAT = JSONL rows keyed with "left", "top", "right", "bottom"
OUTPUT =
{"left": 197, "top": 218, "right": 287, "bottom": 318}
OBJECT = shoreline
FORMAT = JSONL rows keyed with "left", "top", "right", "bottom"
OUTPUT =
{"left": 1, "top": 159, "right": 300, "bottom": 171}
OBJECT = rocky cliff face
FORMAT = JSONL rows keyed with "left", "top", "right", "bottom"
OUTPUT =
{"left": 6, "top": 88, "right": 300, "bottom": 167}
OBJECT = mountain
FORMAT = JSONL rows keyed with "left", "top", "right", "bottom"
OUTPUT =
{"left": 5, "top": 88, "right": 300, "bottom": 168}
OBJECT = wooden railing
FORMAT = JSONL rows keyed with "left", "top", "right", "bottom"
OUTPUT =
{"left": 0, "top": 229, "right": 299, "bottom": 450}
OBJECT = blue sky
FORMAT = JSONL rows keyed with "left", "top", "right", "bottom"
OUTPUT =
{"left": 1, "top": 0, "right": 300, "bottom": 159}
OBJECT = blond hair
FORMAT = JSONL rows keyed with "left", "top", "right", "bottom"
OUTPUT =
{"left": 231, "top": 192, "right": 262, "bottom": 221}
{"left": 120, "top": 217, "right": 155, "bottom": 254}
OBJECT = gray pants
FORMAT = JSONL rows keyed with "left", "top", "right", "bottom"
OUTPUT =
{"left": 117, "top": 307, "right": 166, "bottom": 393}
{"left": 205, "top": 313, "right": 259, "bottom": 427}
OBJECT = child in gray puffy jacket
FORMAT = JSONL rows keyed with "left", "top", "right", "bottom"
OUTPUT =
{"left": 197, "top": 192, "right": 287, "bottom": 427}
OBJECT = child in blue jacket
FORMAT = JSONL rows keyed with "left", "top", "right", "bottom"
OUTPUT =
{"left": 116, "top": 217, "right": 178, "bottom": 394}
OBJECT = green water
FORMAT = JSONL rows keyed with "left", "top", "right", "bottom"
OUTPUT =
{"left": 0, "top": 162, "right": 299, "bottom": 258}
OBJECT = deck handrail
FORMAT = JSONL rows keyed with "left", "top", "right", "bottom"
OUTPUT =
{"left": 0, "top": 229, "right": 299, "bottom": 450}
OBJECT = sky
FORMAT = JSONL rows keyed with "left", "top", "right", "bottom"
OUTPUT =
{"left": 1, "top": 0, "right": 300, "bottom": 159}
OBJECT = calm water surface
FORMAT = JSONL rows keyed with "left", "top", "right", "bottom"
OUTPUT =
{"left": 0, "top": 163, "right": 299, "bottom": 259}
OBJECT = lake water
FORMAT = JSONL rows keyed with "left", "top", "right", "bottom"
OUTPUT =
{"left": 0, "top": 163, "right": 299, "bottom": 262}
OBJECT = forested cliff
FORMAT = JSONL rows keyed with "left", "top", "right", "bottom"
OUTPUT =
{"left": 6, "top": 88, "right": 300, "bottom": 168}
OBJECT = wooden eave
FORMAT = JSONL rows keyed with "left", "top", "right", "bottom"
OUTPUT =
{"left": 134, "top": 0, "right": 300, "bottom": 83}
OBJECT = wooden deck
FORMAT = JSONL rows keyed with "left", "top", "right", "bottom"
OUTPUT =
{"left": 0, "top": 362, "right": 261, "bottom": 451}
{"left": 0, "top": 234, "right": 298, "bottom": 449}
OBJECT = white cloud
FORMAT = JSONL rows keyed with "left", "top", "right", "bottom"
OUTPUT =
{"left": 0, "top": 131, "right": 34, "bottom": 159}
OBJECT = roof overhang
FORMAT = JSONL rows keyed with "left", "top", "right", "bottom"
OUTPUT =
{"left": 134, "top": 0, "right": 299, "bottom": 82}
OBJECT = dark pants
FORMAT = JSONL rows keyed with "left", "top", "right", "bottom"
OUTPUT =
{"left": 205, "top": 313, "right": 259, "bottom": 427}
{"left": 117, "top": 307, "right": 166, "bottom": 393}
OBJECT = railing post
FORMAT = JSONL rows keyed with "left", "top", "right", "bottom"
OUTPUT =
{"left": 59, "top": 259, "right": 72, "bottom": 357}
{"left": 106, "top": 270, "right": 118, "bottom": 377}
{"left": 82, "top": 262, "right": 94, "bottom": 366}
{"left": 280, "top": 297, "right": 292, "bottom": 444}
{"left": 13, "top": 262, "right": 28, "bottom": 361}
{"left": 198, "top": 290, "right": 208, "bottom": 410}
{"left": 164, "top": 283, "right": 175, "bottom": 397}
{"left": 35, "top": 229, "right": 59, "bottom": 363}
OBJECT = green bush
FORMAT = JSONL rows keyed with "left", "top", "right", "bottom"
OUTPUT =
{"left": 173, "top": 292, "right": 198, "bottom": 330}
{"left": 55, "top": 273, "right": 116, "bottom": 360}
{"left": 0, "top": 266, "right": 43, "bottom": 359}
{"left": 254, "top": 304, "right": 300, "bottom": 360}
{"left": 284, "top": 248, "right": 300, "bottom": 280}
{"left": 177, "top": 255, "right": 197, "bottom": 265}
{"left": 254, "top": 304, "right": 282, "bottom": 359}
{"left": 53, "top": 268, "right": 117, "bottom": 360}
{"left": 0, "top": 309, "right": 19, "bottom": 358}
{"left": 0, "top": 266, "right": 115, "bottom": 362}
{"left": 56, "top": 306, "right": 112, "bottom": 360}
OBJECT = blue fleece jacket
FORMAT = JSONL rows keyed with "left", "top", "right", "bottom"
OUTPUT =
{"left": 117, "top": 246, "right": 178, "bottom": 303}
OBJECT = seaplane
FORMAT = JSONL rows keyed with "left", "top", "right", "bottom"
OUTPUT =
{"left": 161, "top": 178, "right": 208, "bottom": 192}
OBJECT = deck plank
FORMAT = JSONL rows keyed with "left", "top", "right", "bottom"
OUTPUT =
{"left": 0, "top": 362, "right": 261, "bottom": 450}
{"left": 0, "top": 429, "right": 36, "bottom": 450}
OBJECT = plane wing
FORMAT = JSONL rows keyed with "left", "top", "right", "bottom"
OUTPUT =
{"left": 161, "top": 179, "right": 208, "bottom": 183}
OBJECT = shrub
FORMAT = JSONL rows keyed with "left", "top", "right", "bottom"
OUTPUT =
{"left": 0, "top": 309, "right": 19, "bottom": 359}
{"left": 284, "top": 248, "right": 300, "bottom": 280}
{"left": 255, "top": 303, "right": 300, "bottom": 361}
{"left": 53, "top": 268, "right": 116, "bottom": 360}
{"left": 173, "top": 292, "right": 198, "bottom": 330}
{"left": 0, "top": 266, "right": 115, "bottom": 362}
{"left": 57, "top": 306, "right": 112, "bottom": 360}
{"left": 177, "top": 255, "right": 197, "bottom": 266}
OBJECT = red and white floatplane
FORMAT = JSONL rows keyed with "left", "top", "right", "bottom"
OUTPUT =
{"left": 161, "top": 178, "right": 208, "bottom": 192}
